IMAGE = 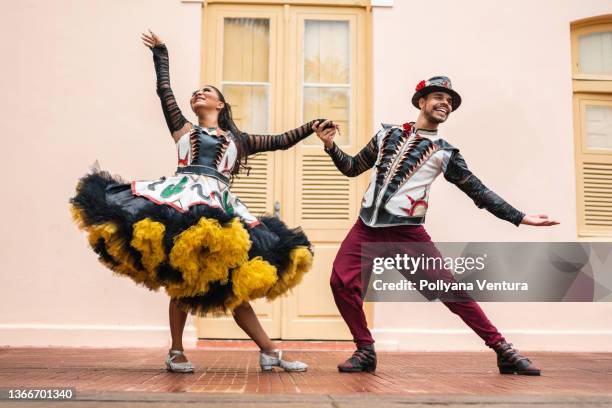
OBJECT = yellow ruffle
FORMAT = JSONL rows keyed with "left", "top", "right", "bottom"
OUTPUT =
{"left": 70, "top": 206, "right": 87, "bottom": 230}
{"left": 72, "top": 204, "right": 313, "bottom": 311}
{"left": 166, "top": 217, "right": 250, "bottom": 298}
{"left": 131, "top": 219, "right": 167, "bottom": 284}
{"left": 71, "top": 206, "right": 161, "bottom": 290}
{"left": 266, "top": 246, "right": 313, "bottom": 301}
{"left": 225, "top": 257, "right": 278, "bottom": 310}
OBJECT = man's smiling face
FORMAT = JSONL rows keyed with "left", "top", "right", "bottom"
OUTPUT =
{"left": 419, "top": 91, "right": 453, "bottom": 124}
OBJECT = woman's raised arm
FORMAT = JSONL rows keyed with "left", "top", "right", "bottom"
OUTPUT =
{"left": 142, "top": 30, "right": 192, "bottom": 141}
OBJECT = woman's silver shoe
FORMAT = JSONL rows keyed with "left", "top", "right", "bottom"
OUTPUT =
{"left": 165, "top": 349, "right": 194, "bottom": 373}
{"left": 259, "top": 349, "right": 308, "bottom": 372}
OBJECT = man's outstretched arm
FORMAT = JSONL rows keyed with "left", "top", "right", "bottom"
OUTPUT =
{"left": 443, "top": 150, "right": 527, "bottom": 226}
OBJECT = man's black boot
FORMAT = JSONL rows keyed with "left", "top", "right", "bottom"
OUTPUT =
{"left": 494, "top": 341, "right": 541, "bottom": 376}
{"left": 337, "top": 344, "right": 377, "bottom": 373}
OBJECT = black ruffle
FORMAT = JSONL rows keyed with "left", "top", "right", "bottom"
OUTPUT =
{"left": 71, "top": 171, "right": 312, "bottom": 314}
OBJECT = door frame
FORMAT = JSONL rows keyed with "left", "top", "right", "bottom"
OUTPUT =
{"left": 196, "top": 0, "right": 374, "bottom": 339}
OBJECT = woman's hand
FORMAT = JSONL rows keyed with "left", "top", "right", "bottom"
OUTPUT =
{"left": 141, "top": 29, "right": 164, "bottom": 49}
{"left": 520, "top": 214, "right": 560, "bottom": 226}
{"left": 312, "top": 120, "right": 338, "bottom": 149}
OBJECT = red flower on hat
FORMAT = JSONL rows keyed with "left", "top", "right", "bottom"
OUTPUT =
{"left": 415, "top": 80, "right": 426, "bottom": 92}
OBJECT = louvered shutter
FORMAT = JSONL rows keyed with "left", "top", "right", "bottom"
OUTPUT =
{"left": 581, "top": 161, "right": 612, "bottom": 229}
{"left": 574, "top": 96, "right": 612, "bottom": 236}
{"left": 301, "top": 153, "right": 351, "bottom": 221}
{"left": 231, "top": 153, "right": 271, "bottom": 216}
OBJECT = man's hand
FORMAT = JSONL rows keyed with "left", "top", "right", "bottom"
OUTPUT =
{"left": 141, "top": 29, "right": 164, "bottom": 49}
{"left": 520, "top": 214, "right": 560, "bottom": 226}
{"left": 312, "top": 120, "right": 338, "bottom": 149}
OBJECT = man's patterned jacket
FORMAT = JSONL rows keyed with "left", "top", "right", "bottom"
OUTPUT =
{"left": 323, "top": 122, "right": 525, "bottom": 227}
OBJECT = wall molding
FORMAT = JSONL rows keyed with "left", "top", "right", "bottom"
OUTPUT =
{"left": 2, "top": 325, "right": 611, "bottom": 350}
{"left": 0, "top": 324, "right": 197, "bottom": 348}
{"left": 181, "top": 0, "right": 392, "bottom": 6}
{"left": 371, "top": 0, "right": 393, "bottom": 6}
{"left": 371, "top": 328, "right": 612, "bottom": 352}
{"left": 0, "top": 324, "right": 196, "bottom": 331}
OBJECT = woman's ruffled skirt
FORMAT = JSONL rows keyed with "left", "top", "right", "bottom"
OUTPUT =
{"left": 70, "top": 170, "right": 313, "bottom": 316}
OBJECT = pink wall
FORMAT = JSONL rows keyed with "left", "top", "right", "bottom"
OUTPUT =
{"left": 1, "top": 0, "right": 610, "bottom": 349}
{"left": 370, "top": 0, "right": 612, "bottom": 351}
{"left": 0, "top": 0, "right": 203, "bottom": 346}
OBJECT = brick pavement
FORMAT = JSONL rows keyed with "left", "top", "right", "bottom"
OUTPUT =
{"left": 0, "top": 344, "right": 610, "bottom": 407}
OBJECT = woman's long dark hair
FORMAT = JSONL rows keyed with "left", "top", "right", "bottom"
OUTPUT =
{"left": 208, "top": 85, "right": 250, "bottom": 177}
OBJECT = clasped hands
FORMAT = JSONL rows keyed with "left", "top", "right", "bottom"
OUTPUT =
{"left": 312, "top": 120, "right": 339, "bottom": 149}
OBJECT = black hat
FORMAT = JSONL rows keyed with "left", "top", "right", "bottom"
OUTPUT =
{"left": 411, "top": 76, "right": 462, "bottom": 111}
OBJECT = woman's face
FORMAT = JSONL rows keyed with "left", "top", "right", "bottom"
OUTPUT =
{"left": 190, "top": 85, "right": 224, "bottom": 114}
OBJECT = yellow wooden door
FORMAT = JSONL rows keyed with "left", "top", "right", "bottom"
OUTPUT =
{"left": 279, "top": 6, "right": 369, "bottom": 339}
{"left": 196, "top": 3, "right": 370, "bottom": 340}
{"left": 195, "top": 5, "right": 283, "bottom": 338}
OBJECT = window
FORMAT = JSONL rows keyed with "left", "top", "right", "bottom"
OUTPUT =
{"left": 571, "top": 15, "right": 612, "bottom": 236}
{"left": 302, "top": 20, "right": 351, "bottom": 145}
{"left": 222, "top": 18, "right": 270, "bottom": 134}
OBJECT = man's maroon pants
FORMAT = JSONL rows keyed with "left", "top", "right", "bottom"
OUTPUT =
{"left": 330, "top": 218, "right": 505, "bottom": 349}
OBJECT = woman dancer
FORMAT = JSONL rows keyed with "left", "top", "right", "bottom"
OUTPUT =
{"left": 71, "top": 30, "right": 329, "bottom": 373}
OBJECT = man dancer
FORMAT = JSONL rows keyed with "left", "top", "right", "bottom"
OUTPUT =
{"left": 313, "top": 76, "right": 559, "bottom": 376}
